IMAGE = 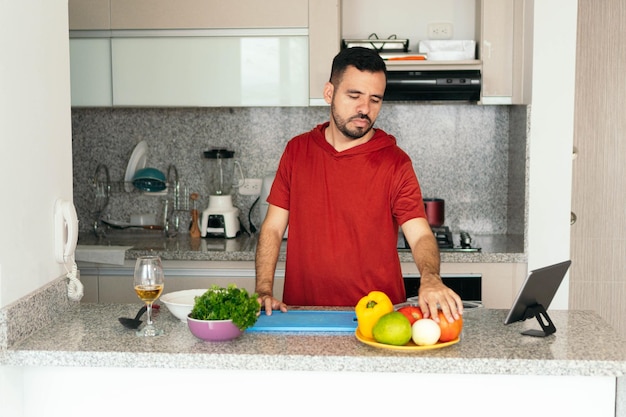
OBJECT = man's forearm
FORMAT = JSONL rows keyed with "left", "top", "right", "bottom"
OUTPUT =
{"left": 254, "top": 228, "right": 282, "bottom": 296}
{"left": 412, "top": 234, "right": 441, "bottom": 283}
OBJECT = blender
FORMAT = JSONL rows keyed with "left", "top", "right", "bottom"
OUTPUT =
{"left": 200, "top": 149, "right": 243, "bottom": 238}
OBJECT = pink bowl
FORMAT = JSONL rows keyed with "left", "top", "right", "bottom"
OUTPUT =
{"left": 187, "top": 316, "right": 243, "bottom": 341}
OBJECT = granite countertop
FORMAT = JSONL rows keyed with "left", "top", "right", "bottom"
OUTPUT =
{"left": 4, "top": 304, "right": 626, "bottom": 376}
{"left": 77, "top": 230, "right": 526, "bottom": 263}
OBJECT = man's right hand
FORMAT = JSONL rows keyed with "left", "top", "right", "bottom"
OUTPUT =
{"left": 258, "top": 294, "right": 288, "bottom": 315}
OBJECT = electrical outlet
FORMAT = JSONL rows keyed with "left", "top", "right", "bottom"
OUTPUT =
{"left": 427, "top": 22, "right": 453, "bottom": 40}
{"left": 239, "top": 178, "right": 262, "bottom": 196}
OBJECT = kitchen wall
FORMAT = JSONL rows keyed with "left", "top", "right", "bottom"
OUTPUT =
{"left": 72, "top": 103, "right": 527, "bottom": 238}
{"left": 341, "top": 0, "right": 477, "bottom": 50}
{"left": 0, "top": 0, "right": 74, "bottom": 308}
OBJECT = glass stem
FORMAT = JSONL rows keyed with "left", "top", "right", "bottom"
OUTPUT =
{"left": 146, "top": 302, "right": 153, "bottom": 325}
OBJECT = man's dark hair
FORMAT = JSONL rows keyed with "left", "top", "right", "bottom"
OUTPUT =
{"left": 329, "top": 47, "right": 387, "bottom": 86}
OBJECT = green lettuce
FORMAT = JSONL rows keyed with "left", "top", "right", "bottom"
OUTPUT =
{"left": 189, "top": 284, "right": 260, "bottom": 330}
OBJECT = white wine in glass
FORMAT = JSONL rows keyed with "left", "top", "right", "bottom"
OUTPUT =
{"left": 133, "top": 255, "right": 164, "bottom": 336}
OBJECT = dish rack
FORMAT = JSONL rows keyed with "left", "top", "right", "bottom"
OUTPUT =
{"left": 342, "top": 33, "right": 409, "bottom": 52}
{"left": 91, "top": 164, "right": 186, "bottom": 237}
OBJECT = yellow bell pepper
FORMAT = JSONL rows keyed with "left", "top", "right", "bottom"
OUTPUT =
{"left": 355, "top": 291, "right": 394, "bottom": 339}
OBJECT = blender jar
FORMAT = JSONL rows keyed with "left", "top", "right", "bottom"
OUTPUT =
{"left": 202, "top": 149, "right": 243, "bottom": 195}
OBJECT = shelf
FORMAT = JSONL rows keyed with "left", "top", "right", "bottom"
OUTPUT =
{"left": 385, "top": 59, "right": 482, "bottom": 71}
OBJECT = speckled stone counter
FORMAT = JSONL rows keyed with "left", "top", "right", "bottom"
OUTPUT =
{"left": 77, "top": 231, "right": 526, "bottom": 264}
{"left": 5, "top": 304, "right": 625, "bottom": 376}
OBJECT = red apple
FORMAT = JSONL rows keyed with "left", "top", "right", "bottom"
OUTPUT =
{"left": 397, "top": 306, "right": 423, "bottom": 325}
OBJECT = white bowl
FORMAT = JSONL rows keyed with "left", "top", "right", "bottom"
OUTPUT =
{"left": 161, "top": 289, "right": 207, "bottom": 322}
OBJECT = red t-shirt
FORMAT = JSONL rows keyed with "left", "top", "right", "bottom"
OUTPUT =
{"left": 267, "top": 122, "right": 426, "bottom": 306}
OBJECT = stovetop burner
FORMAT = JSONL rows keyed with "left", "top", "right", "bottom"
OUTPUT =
{"left": 398, "top": 226, "right": 481, "bottom": 252}
{"left": 432, "top": 226, "right": 454, "bottom": 248}
{"left": 432, "top": 226, "right": 480, "bottom": 252}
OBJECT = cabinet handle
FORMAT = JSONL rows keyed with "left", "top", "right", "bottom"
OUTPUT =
{"left": 570, "top": 212, "right": 577, "bottom": 225}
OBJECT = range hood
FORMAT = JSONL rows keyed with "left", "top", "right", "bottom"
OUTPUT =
{"left": 384, "top": 70, "right": 481, "bottom": 102}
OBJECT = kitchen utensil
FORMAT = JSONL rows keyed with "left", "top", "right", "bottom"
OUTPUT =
{"left": 132, "top": 167, "right": 167, "bottom": 192}
{"left": 133, "top": 256, "right": 165, "bottom": 336}
{"left": 124, "top": 141, "right": 148, "bottom": 192}
{"left": 118, "top": 305, "right": 148, "bottom": 329}
{"left": 424, "top": 198, "right": 445, "bottom": 227}
{"left": 189, "top": 193, "right": 201, "bottom": 238}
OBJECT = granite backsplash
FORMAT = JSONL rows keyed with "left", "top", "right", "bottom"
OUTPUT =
{"left": 71, "top": 104, "right": 528, "bottom": 238}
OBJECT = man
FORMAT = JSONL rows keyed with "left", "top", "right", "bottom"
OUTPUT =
{"left": 255, "top": 47, "right": 462, "bottom": 323}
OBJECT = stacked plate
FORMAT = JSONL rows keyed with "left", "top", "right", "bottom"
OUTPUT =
{"left": 124, "top": 141, "right": 166, "bottom": 192}
{"left": 124, "top": 141, "right": 148, "bottom": 192}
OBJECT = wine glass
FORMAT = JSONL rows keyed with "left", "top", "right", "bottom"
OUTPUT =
{"left": 133, "top": 256, "right": 165, "bottom": 336}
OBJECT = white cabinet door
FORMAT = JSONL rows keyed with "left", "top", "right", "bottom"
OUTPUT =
{"left": 110, "top": 0, "right": 308, "bottom": 29}
{"left": 69, "top": 38, "right": 113, "bottom": 107}
{"left": 111, "top": 36, "right": 308, "bottom": 107}
{"left": 69, "top": 0, "right": 111, "bottom": 30}
{"left": 479, "top": 0, "right": 532, "bottom": 104}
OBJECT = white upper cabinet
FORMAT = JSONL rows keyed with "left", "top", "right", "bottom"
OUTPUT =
{"left": 68, "top": 0, "right": 308, "bottom": 30}
{"left": 111, "top": 36, "right": 308, "bottom": 107}
{"left": 478, "top": 0, "right": 533, "bottom": 105}
{"left": 109, "top": 0, "right": 308, "bottom": 29}
{"left": 308, "top": 0, "right": 341, "bottom": 105}
{"left": 68, "top": 0, "right": 110, "bottom": 30}
{"left": 69, "top": 38, "right": 113, "bottom": 106}
{"left": 68, "top": 0, "right": 339, "bottom": 107}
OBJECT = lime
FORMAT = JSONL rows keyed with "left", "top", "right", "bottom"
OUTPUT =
{"left": 372, "top": 311, "right": 412, "bottom": 346}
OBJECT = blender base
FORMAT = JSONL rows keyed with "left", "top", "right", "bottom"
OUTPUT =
{"left": 200, "top": 195, "right": 241, "bottom": 239}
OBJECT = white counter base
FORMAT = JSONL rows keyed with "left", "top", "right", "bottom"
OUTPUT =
{"left": 12, "top": 367, "right": 616, "bottom": 416}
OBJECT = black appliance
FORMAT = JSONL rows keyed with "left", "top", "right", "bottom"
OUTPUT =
{"left": 399, "top": 226, "right": 482, "bottom": 302}
{"left": 403, "top": 273, "right": 482, "bottom": 301}
{"left": 385, "top": 70, "right": 481, "bottom": 102}
{"left": 398, "top": 226, "right": 481, "bottom": 252}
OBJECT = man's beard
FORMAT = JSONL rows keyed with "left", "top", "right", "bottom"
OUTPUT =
{"left": 330, "top": 101, "right": 374, "bottom": 140}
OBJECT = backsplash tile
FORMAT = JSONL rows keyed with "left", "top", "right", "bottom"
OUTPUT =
{"left": 0, "top": 276, "right": 74, "bottom": 349}
{"left": 72, "top": 104, "right": 526, "bottom": 237}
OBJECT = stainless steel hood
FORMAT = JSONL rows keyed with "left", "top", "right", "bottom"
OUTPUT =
{"left": 384, "top": 70, "right": 481, "bottom": 102}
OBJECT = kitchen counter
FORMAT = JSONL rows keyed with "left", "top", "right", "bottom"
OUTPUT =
{"left": 77, "top": 230, "right": 525, "bottom": 263}
{"left": 4, "top": 304, "right": 625, "bottom": 376}
{"left": 2, "top": 290, "right": 625, "bottom": 416}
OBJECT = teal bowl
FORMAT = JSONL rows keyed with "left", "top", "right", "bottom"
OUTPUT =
{"left": 132, "top": 167, "right": 166, "bottom": 192}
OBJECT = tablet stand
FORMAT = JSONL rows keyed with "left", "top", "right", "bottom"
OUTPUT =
{"left": 521, "top": 304, "right": 556, "bottom": 337}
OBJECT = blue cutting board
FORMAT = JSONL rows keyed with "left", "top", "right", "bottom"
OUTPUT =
{"left": 248, "top": 310, "right": 358, "bottom": 333}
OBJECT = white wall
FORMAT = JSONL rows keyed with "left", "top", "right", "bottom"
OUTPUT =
{"left": 526, "top": 0, "right": 578, "bottom": 308}
{"left": 342, "top": 0, "right": 477, "bottom": 50}
{"left": 0, "top": 0, "right": 73, "bottom": 307}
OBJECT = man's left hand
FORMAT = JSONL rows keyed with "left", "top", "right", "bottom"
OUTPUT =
{"left": 418, "top": 276, "right": 463, "bottom": 323}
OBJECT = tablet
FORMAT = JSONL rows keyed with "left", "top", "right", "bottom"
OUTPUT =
{"left": 504, "top": 260, "right": 572, "bottom": 337}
